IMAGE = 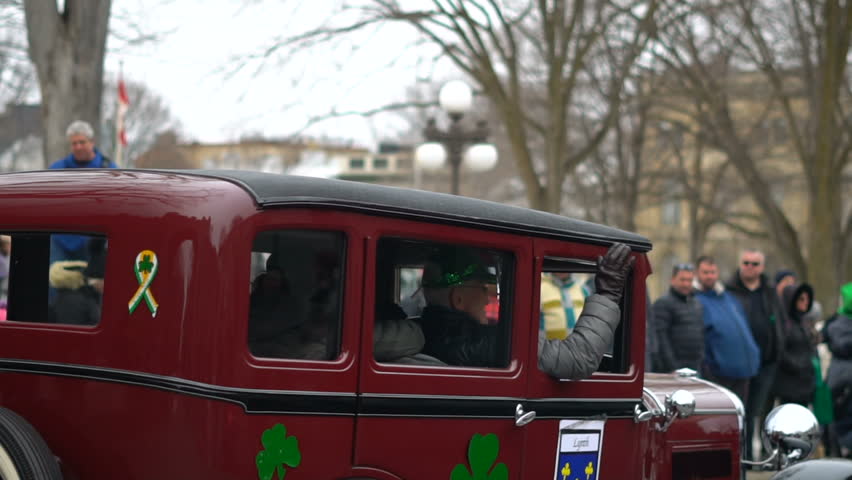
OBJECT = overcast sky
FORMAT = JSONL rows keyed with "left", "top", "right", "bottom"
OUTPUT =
{"left": 106, "top": 0, "right": 447, "bottom": 148}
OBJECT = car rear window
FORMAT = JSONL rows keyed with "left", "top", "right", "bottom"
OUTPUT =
{"left": 1, "top": 232, "right": 107, "bottom": 326}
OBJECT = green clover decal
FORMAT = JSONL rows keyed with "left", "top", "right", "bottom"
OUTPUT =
{"left": 256, "top": 423, "right": 302, "bottom": 480}
{"left": 450, "top": 433, "right": 508, "bottom": 480}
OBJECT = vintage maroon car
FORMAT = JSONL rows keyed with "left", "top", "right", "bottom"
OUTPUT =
{"left": 0, "top": 169, "right": 832, "bottom": 479}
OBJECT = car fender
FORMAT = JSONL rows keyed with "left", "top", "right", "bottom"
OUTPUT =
{"left": 770, "top": 458, "right": 852, "bottom": 479}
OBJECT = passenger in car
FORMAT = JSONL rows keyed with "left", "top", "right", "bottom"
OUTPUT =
{"left": 418, "top": 248, "right": 500, "bottom": 367}
{"left": 419, "top": 243, "right": 634, "bottom": 379}
{"left": 47, "top": 239, "right": 107, "bottom": 326}
{"left": 248, "top": 264, "right": 302, "bottom": 357}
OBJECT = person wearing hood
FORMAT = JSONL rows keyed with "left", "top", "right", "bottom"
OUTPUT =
{"left": 824, "top": 282, "right": 852, "bottom": 455}
{"left": 774, "top": 282, "right": 816, "bottom": 406}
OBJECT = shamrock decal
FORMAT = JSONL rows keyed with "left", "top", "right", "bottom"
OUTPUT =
{"left": 450, "top": 433, "right": 508, "bottom": 480}
{"left": 256, "top": 423, "right": 302, "bottom": 480}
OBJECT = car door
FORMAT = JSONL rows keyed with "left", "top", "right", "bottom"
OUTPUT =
{"left": 354, "top": 218, "right": 534, "bottom": 479}
{"left": 215, "top": 210, "right": 365, "bottom": 479}
{"left": 522, "top": 238, "right": 652, "bottom": 479}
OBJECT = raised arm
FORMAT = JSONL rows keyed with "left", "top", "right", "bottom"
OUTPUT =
{"left": 538, "top": 243, "right": 635, "bottom": 379}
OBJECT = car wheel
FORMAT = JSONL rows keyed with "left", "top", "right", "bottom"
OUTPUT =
{"left": 0, "top": 408, "right": 62, "bottom": 480}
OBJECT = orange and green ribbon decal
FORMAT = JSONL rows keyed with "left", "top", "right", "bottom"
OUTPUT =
{"left": 129, "top": 249, "right": 159, "bottom": 317}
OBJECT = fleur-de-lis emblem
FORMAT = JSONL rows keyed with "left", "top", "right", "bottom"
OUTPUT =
{"left": 561, "top": 462, "right": 571, "bottom": 480}
{"left": 585, "top": 461, "right": 594, "bottom": 479}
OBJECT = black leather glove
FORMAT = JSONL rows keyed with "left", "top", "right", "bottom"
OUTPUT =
{"left": 594, "top": 243, "right": 635, "bottom": 304}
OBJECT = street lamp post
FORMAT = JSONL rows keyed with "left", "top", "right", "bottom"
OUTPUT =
{"left": 415, "top": 81, "right": 498, "bottom": 195}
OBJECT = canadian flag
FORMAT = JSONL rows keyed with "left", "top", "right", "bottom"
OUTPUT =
{"left": 117, "top": 76, "right": 130, "bottom": 147}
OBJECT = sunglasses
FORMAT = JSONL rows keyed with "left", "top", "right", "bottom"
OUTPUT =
{"left": 742, "top": 261, "right": 761, "bottom": 267}
{"left": 672, "top": 263, "right": 694, "bottom": 275}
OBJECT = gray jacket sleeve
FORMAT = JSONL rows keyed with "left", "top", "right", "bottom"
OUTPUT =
{"left": 537, "top": 294, "right": 621, "bottom": 380}
{"left": 374, "top": 318, "right": 426, "bottom": 362}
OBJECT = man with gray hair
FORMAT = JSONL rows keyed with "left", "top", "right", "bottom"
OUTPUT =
{"left": 48, "top": 121, "right": 116, "bottom": 270}
{"left": 49, "top": 120, "right": 115, "bottom": 169}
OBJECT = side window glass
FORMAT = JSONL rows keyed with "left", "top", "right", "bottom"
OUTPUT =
{"left": 374, "top": 238, "right": 513, "bottom": 368}
{"left": 248, "top": 230, "right": 345, "bottom": 361}
{"left": 539, "top": 256, "right": 629, "bottom": 373}
{"left": 1, "top": 232, "right": 107, "bottom": 326}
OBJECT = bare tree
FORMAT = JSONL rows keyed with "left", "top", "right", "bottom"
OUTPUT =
{"left": 650, "top": 0, "right": 852, "bottom": 310}
{"left": 23, "top": 0, "right": 112, "bottom": 166}
{"left": 0, "top": 0, "right": 34, "bottom": 105}
{"left": 239, "top": 0, "right": 660, "bottom": 213}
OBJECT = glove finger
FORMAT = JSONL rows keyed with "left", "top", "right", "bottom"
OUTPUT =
{"left": 606, "top": 243, "right": 628, "bottom": 266}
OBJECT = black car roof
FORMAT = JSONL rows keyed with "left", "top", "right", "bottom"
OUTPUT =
{"left": 181, "top": 169, "right": 652, "bottom": 251}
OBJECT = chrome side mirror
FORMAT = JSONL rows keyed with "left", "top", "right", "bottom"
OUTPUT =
{"left": 763, "top": 404, "right": 819, "bottom": 465}
{"left": 743, "top": 403, "right": 819, "bottom": 470}
{"left": 656, "top": 389, "right": 695, "bottom": 432}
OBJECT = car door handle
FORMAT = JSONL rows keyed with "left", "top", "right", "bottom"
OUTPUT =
{"left": 515, "top": 403, "right": 536, "bottom": 427}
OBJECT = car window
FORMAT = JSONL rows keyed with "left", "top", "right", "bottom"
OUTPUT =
{"left": 1, "top": 232, "right": 107, "bottom": 326}
{"left": 539, "top": 256, "right": 630, "bottom": 373}
{"left": 248, "top": 229, "right": 346, "bottom": 361}
{"left": 374, "top": 237, "right": 513, "bottom": 368}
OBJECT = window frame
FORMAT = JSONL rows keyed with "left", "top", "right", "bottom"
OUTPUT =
{"left": 246, "top": 228, "right": 348, "bottom": 362}
{"left": 540, "top": 255, "right": 632, "bottom": 374}
{"left": 372, "top": 236, "right": 516, "bottom": 369}
{"left": 359, "top": 217, "right": 532, "bottom": 399}
{"left": 3, "top": 230, "right": 108, "bottom": 328}
{"left": 529, "top": 237, "right": 643, "bottom": 399}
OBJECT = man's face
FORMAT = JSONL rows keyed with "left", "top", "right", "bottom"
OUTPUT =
{"left": 0, "top": 236, "right": 9, "bottom": 256}
{"left": 671, "top": 270, "right": 694, "bottom": 296}
{"left": 696, "top": 262, "right": 719, "bottom": 291}
{"left": 739, "top": 251, "right": 765, "bottom": 282}
{"left": 69, "top": 134, "right": 96, "bottom": 162}
{"left": 451, "top": 281, "right": 491, "bottom": 325}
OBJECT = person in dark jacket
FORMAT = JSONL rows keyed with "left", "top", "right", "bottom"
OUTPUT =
{"left": 419, "top": 243, "right": 634, "bottom": 379}
{"left": 824, "top": 282, "right": 852, "bottom": 456}
{"left": 774, "top": 283, "right": 816, "bottom": 406}
{"left": 652, "top": 263, "right": 704, "bottom": 372}
{"left": 418, "top": 247, "right": 503, "bottom": 367}
{"left": 725, "top": 248, "right": 785, "bottom": 459}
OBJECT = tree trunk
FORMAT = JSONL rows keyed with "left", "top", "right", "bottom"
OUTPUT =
{"left": 24, "top": 0, "right": 112, "bottom": 167}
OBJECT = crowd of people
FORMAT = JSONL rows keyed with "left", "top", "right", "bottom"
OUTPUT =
{"left": 646, "top": 248, "right": 852, "bottom": 459}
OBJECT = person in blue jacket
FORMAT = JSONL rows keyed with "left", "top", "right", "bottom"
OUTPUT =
{"left": 49, "top": 120, "right": 115, "bottom": 170}
{"left": 694, "top": 255, "right": 760, "bottom": 404}
{"left": 48, "top": 121, "right": 116, "bottom": 267}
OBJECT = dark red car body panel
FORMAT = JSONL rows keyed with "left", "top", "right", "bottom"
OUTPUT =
{"left": 0, "top": 170, "right": 741, "bottom": 479}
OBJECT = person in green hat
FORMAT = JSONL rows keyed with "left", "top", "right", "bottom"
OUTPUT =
{"left": 824, "top": 282, "right": 852, "bottom": 456}
{"left": 418, "top": 242, "right": 635, "bottom": 379}
{"left": 417, "top": 247, "right": 501, "bottom": 367}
